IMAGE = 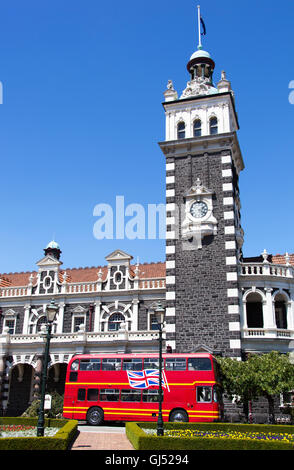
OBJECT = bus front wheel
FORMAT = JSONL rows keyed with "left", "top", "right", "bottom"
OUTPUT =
{"left": 169, "top": 409, "right": 188, "bottom": 422}
{"left": 86, "top": 407, "right": 104, "bottom": 426}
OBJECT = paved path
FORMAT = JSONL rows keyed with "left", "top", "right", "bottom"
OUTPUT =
{"left": 70, "top": 424, "right": 134, "bottom": 450}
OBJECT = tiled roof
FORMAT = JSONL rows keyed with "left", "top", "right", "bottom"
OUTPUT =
{"left": 0, "top": 262, "right": 166, "bottom": 287}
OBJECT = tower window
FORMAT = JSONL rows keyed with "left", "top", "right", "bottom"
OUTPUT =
{"left": 177, "top": 121, "right": 185, "bottom": 139}
{"left": 209, "top": 117, "right": 218, "bottom": 135}
{"left": 193, "top": 119, "right": 202, "bottom": 137}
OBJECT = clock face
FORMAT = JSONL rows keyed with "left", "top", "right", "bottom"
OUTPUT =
{"left": 190, "top": 201, "right": 208, "bottom": 218}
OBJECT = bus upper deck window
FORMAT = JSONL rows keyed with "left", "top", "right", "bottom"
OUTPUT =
{"left": 80, "top": 359, "right": 100, "bottom": 371}
{"left": 188, "top": 358, "right": 212, "bottom": 371}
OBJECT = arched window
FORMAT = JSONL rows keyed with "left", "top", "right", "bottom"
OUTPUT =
{"left": 246, "top": 293, "right": 263, "bottom": 328}
{"left": 36, "top": 316, "right": 47, "bottom": 332}
{"left": 193, "top": 119, "right": 202, "bottom": 137}
{"left": 177, "top": 121, "right": 185, "bottom": 139}
{"left": 209, "top": 116, "right": 218, "bottom": 135}
{"left": 108, "top": 312, "right": 125, "bottom": 331}
{"left": 274, "top": 294, "right": 287, "bottom": 329}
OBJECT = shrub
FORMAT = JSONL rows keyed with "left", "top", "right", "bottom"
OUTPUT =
{"left": 21, "top": 392, "right": 64, "bottom": 419}
{"left": 126, "top": 422, "right": 294, "bottom": 451}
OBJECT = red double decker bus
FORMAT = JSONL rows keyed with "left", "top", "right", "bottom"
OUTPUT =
{"left": 63, "top": 352, "right": 222, "bottom": 425}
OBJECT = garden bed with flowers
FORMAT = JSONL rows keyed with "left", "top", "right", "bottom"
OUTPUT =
{"left": 0, "top": 418, "right": 78, "bottom": 450}
{"left": 126, "top": 422, "right": 294, "bottom": 450}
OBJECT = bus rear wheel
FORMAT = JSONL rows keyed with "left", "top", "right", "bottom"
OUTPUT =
{"left": 169, "top": 409, "right": 188, "bottom": 422}
{"left": 86, "top": 407, "right": 104, "bottom": 426}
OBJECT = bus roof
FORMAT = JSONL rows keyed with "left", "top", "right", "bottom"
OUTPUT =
{"left": 70, "top": 352, "right": 214, "bottom": 361}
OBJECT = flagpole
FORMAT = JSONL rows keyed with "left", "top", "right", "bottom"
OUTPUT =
{"left": 197, "top": 5, "right": 202, "bottom": 49}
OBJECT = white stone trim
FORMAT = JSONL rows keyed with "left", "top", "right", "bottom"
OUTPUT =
{"left": 222, "top": 169, "right": 233, "bottom": 178}
{"left": 166, "top": 307, "right": 176, "bottom": 316}
{"left": 166, "top": 245, "right": 175, "bottom": 254}
{"left": 228, "top": 305, "right": 239, "bottom": 314}
{"left": 166, "top": 203, "right": 176, "bottom": 212}
{"left": 230, "top": 339, "right": 241, "bottom": 349}
{"left": 224, "top": 211, "right": 234, "bottom": 220}
{"left": 223, "top": 183, "right": 233, "bottom": 192}
{"left": 221, "top": 155, "right": 232, "bottom": 164}
{"left": 226, "top": 256, "right": 237, "bottom": 265}
{"left": 166, "top": 260, "right": 175, "bottom": 269}
{"left": 166, "top": 162, "right": 175, "bottom": 171}
{"left": 225, "top": 225, "right": 235, "bottom": 235}
{"left": 166, "top": 291, "right": 175, "bottom": 300}
{"left": 166, "top": 231, "right": 176, "bottom": 240}
{"left": 165, "top": 323, "right": 176, "bottom": 333}
{"left": 227, "top": 288, "right": 239, "bottom": 298}
{"left": 225, "top": 240, "right": 236, "bottom": 250}
{"left": 166, "top": 176, "right": 175, "bottom": 185}
{"left": 166, "top": 189, "right": 175, "bottom": 198}
{"left": 166, "top": 216, "right": 175, "bottom": 226}
{"left": 223, "top": 197, "right": 234, "bottom": 206}
{"left": 166, "top": 276, "right": 175, "bottom": 285}
{"left": 229, "top": 322, "right": 241, "bottom": 331}
{"left": 226, "top": 272, "right": 238, "bottom": 281}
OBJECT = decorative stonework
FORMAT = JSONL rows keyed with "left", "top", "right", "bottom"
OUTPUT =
{"left": 181, "top": 76, "right": 218, "bottom": 99}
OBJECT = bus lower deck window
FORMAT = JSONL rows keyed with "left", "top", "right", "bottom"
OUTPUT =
{"left": 197, "top": 386, "right": 212, "bottom": 402}
{"left": 87, "top": 388, "right": 99, "bottom": 401}
{"left": 100, "top": 389, "right": 120, "bottom": 401}
{"left": 142, "top": 390, "right": 160, "bottom": 402}
{"left": 121, "top": 389, "right": 141, "bottom": 402}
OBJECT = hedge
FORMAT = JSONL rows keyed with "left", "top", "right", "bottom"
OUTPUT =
{"left": 126, "top": 422, "right": 294, "bottom": 451}
{"left": 0, "top": 418, "right": 78, "bottom": 450}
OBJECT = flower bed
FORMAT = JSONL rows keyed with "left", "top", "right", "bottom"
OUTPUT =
{"left": 0, "top": 424, "right": 59, "bottom": 438}
{"left": 0, "top": 418, "right": 78, "bottom": 450}
{"left": 126, "top": 422, "right": 294, "bottom": 450}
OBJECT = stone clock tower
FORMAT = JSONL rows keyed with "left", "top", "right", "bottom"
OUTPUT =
{"left": 159, "top": 40, "right": 245, "bottom": 358}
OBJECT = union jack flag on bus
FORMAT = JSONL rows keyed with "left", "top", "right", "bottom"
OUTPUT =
{"left": 126, "top": 369, "right": 170, "bottom": 391}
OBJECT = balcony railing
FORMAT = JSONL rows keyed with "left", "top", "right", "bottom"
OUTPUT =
{"left": 0, "top": 277, "right": 166, "bottom": 298}
{"left": 242, "top": 327, "right": 293, "bottom": 339}
{"left": 240, "top": 262, "right": 293, "bottom": 278}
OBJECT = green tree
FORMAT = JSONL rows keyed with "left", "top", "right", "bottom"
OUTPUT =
{"left": 218, "top": 352, "right": 294, "bottom": 424}
{"left": 247, "top": 351, "right": 294, "bottom": 424}
{"left": 217, "top": 356, "right": 259, "bottom": 421}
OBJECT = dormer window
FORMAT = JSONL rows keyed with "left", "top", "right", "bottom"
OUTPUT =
{"left": 209, "top": 117, "right": 218, "bottom": 135}
{"left": 193, "top": 119, "right": 202, "bottom": 137}
{"left": 177, "top": 121, "right": 185, "bottom": 139}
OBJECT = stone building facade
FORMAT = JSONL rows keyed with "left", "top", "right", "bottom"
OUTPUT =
{"left": 0, "top": 27, "right": 294, "bottom": 418}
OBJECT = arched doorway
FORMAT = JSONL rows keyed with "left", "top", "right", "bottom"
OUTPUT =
{"left": 47, "top": 363, "right": 67, "bottom": 395}
{"left": 6, "top": 364, "right": 33, "bottom": 416}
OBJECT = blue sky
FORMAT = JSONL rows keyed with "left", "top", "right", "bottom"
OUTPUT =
{"left": 0, "top": 0, "right": 293, "bottom": 274}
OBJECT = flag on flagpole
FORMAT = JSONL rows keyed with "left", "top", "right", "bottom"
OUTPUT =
{"left": 126, "top": 369, "right": 170, "bottom": 391}
{"left": 200, "top": 16, "right": 206, "bottom": 36}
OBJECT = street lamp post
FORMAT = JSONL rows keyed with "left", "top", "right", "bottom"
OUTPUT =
{"left": 154, "top": 301, "right": 165, "bottom": 437}
{"left": 36, "top": 299, "right": 58, "bottom": 437}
